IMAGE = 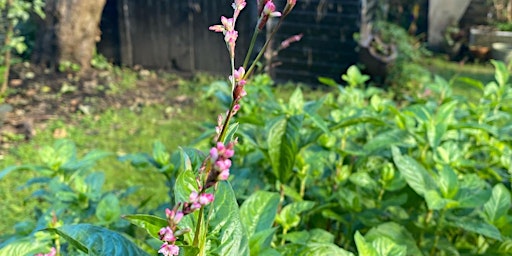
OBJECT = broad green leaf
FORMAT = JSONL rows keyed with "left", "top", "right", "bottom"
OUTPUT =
{"left": 484, "top": 183, "right": 511, "bottom": 224}
{"left": 318, "top": 76, "right": 339, "bottom": 87}
{"left": 350, "top": 171, "right": 378, "bottom": 191}
{"left": 207, "top": 181, "right": 249, "bottom": 256}
{"left": 426, "top": 121, "right": 446, "bottom": 149}
{"left": 492, "top": 60, "right": 510, "bottom": 87}
{"left": 174, "top": 169, "right": 199, "bottom": 243}
{"left": 152, "top": 141, "right": 170, "bottom": 166}
{"left": 180, "top": 246, "right": 200, "bottom": 256}
{"left": 363, "top": 129, "right": 415, "bottom": 153}
{"left": 425, "top": 190, "right": 447, "bottom": 210}
{"left": 240, "top": 191, "right": 280, "bottom": 237}
{"left": 435, "top": 100, "right": 457, "bottom": 124}
{"left": 330, "top": 116, "right": 386, "bottom": 131}
{"left": 300, "top": 243, "right": 355, "bottom": 256}
{"left": 249, "top": 228, "right": 276, "bottom": 256}
{"left": 438, "top": 165, "right": 459, "bottom": 199}
{"left": 456, "top": 174, "right": 492, "bottom": 208}
{"left": 123, "top": 214, "right": 168, "bottom": 240}
{"left": 455, "top": 77, "right": 485, "bottom": 92}
{"left": 0, "top": 237, "right": 50, "bottom": 256}
{"left": 96, "top": 193, "right": 121, "bottom": 224}
{"left": 276, "top": 201, "right": 316, "bottom": 230}
{"left": 354, "top": 231, "right": 378, "bottom": 256}
{"left": 267, "top": 115, "right": 303, "bottom": 183}
{"left": 447, "top": 216, "right": 502, "bottom": 241}
{"left": 391, "top": 146, "right": 436, "bottom": 197}
{"left": 46, "top": 224, "right": 150, "bottom": 255}
{"left": 0, "top": 164, "right": 45, "bottom": 180}
{"left": 288, "top": 87, "right": 304, "bottom": 113}
{"left": 365, "top": 222, "right": 423, "bottom": 255}
{"left": 63, "top": 150, "right": 112, "bottom": 172}
{"left": 371, "top": 236, "right": 407, "bottom": 256}
{"left": 224, "top": 122, "right": 239, "bottom": 144}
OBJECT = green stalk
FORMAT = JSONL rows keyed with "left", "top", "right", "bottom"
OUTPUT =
{"left": 429, "top": 209, "right": 446, "bottom": 256}
{"left": 243, "top": 18, "right": 284, "bottom": 80}
{"left": 242, "top": 27, "right": 260, "bottom": 70}
{"left": 193, "top": 207, "right": 204, "bottom": 247}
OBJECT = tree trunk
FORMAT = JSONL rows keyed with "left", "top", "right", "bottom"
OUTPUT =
{"left": 32, "top": 0, "right": 106, "bottom": 72}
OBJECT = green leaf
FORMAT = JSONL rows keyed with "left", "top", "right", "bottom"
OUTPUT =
{"left": 0, "top": 237, "right": 50, "bottom": 256}
{"left": 174, "top": 169, "right": 199, "bottom": 243}
{"left": 152, "top": 141, "right": 170, "bottom": 166}
{"left": 492, "top": 60, "right": 510, "bottom": 87}
{"left": 426, "top": 121, "right": 446, "bottom": 149}
{"left": 330, "top": 116, "right": 386, "bottom": 131}
{"left": 288, "top": 87, "right": 304, "bottom": 113}
{"left": 240, "top": 191, "right": 280, "bottom": 237}
{"left": 354, "top": 231, "right": 378, "bottom": 256}
{"left": 300, "top": 243, "right": 355, "bottom": 256}
{"left": 438, "top": 165, "right": 459, "bottom": 199}
{"left": 123, "top": 214, "right": 168, "bottom": 240}
{"left": 447, "top": 216, "right": 502, "bottom": 241}
{"left": 318, "top": 76, "right": 339, "bottom": 87}
{"left": 363, "top": 129, "right": 415, "bottom": 153}
{"left": 207, "top": 181, "right": 249, "bottom": 256}
{"left": 249, "top": 228, "right": 277, "bottom": 256}
{"left": 391, "top": 146, "right": 436, "bottom": 197}
{"left": 276, "top": 201, "right": 315, "bottom": 230}
{"left": 96, "top": 193, "right": 121, "bottom": 224}
{"left": 365, "top": 222, "right": 423, "bottom": 255}
{"left": 224, "top": 122, "right": 239, "bottom": 144}
{"left": 484, "top": 183, "right": 511, "bottom": 224}
{"left": 267, "top": 115, "right": 303, "bottom": 183}
{"left": 456, "top": 174, "right": 492, "bottom": 208}
{"left": 46, "top": 224, "right": 149, "bottom": 255}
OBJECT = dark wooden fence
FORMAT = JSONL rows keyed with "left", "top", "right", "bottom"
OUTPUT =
{"left": 98, "top": 0, "right": 361, "bottom": 82}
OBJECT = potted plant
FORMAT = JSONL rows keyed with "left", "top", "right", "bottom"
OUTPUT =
{"left": 469, "top": 0, "right": 512, "bottom": 62}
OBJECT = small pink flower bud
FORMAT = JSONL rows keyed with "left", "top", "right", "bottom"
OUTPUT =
{"left": 159, "top": 242, "right": 180, "bottom": 256}
{"left": 218, "top": 169, "right": 230, "bottom": 180}
{"left": 199, "top": 193, "right": 215, "bottom": 205}
{"left": 283, "top": 0, "right": 296, "bottom": 16}
{"left": 159, "top": 227, "right": 177, "bottom": 242}
{"left": 210, "top": 147, "right": 219, "bottom": 161}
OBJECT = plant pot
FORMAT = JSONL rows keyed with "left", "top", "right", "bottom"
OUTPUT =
{"left": 491, "top": 42, "right": 512, "bottom": 63}
{"left": 359, "top": 35, "right": 398, "bottom": 78}
{"left": 469, "top": 26, "right": 512, "bottom": 47}
{"left": 469, "top": 45, "right": 490, "bottom": 61}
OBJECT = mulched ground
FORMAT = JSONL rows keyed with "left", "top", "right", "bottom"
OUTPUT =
{"left": 0, "top": 64, "right": 193, "bottom": 154}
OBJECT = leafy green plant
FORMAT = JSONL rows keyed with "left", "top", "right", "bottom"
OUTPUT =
{"left": 0, "top": 0, "right": 45, "bottom": 96}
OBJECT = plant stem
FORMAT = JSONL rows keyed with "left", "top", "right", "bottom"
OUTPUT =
{"left": 193, "top": 207, "right": 204, "bottom": 247}
{"left": 429, "top": 209, "right": 446, "bottom": 256}
{"left": 243, "top": 18, "right": 284, "bottom": 80}
{"left": 242, "top": 27, "right": 260, "bottom": 70}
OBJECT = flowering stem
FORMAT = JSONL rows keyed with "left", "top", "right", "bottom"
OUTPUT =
{"left": 242, "top": 27, "right": 260, "bottom": 70}
{"left": 192, "top": 207, "right": 204, "bottom": 247}
{"left": 243, "top": 18, "right": 283, "bottom": 80}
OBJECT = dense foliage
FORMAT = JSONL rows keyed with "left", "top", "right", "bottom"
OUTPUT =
{"left": 1, "top": 60, "right": 512, "bottom": 255}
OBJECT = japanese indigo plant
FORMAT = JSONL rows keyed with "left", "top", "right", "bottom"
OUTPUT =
{"left": 155, "top": 1, "right": 297, "bottom": 255}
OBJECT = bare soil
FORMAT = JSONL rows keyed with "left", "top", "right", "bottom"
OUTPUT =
{"left": 0, "top": 64, "right": 192, "bottom": 154}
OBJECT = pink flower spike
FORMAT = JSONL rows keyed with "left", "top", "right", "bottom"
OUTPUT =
{"left": 232, "top": 104, "right": 241, "bottom": 115}
{"left": 158, "top": 242, "right": 180, "bottom": 256}
{"left": 221, "top": 16, "right": 235, "bottom": 31}
{"left": 174, "top": 211, "right": 184, "bottom": 223}
{"left": 234, "top": 67, "right": 245, "bottom": 81}
{"left": 210, "top": 147, "right": 219, "bottom": 161}
{"left": 218, "top": 169, "right": 230, "bottom": 180}
{"left": 262, "top": 1, "right": 281, "bottom": 17}
{"left": 232, "top": 0, "right": 247, "bottom": 11}
{"left": 209, "top": 25, "right": 224, "bottom": 33}
{"left": 189, "top": 191, "right": 199, "bottom": 202}
{"left": 159, "top": 227, "right": 177, "bottom": 242}
{"left": 199, "top": 193, "right": 215, "bottom": 205}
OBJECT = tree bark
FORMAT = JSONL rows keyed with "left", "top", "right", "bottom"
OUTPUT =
{"left": 32, "top": 0, "right": 106, "bottom": 72}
